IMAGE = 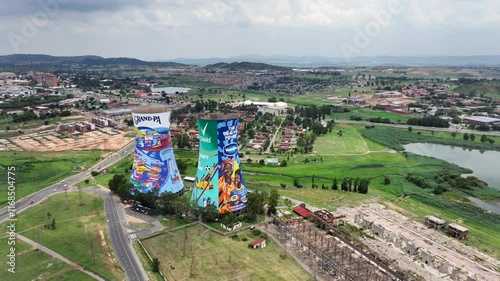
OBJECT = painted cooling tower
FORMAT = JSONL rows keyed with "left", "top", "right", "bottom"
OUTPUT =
{"left": 191, "top": 113, "right": 247, "bottom": 214}
{"left": 130, "top": 108, "right": 184, "bottom": 194}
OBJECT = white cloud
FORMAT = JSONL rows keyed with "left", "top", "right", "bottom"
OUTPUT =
{"left": 0, "top": 0, "right": 499, "bottom": 58}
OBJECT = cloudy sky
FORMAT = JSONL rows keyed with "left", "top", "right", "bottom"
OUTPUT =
{"left": 1, "top": 0, "right": 499, "bottom": 60}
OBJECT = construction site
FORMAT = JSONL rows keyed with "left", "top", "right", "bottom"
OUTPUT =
{"left": 5, "top": 128, "right": 132, "bottom": 152}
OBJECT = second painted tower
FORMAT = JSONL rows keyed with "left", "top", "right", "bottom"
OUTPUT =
{"left": 191, "top": 113, "right": 247, "bottom": 214}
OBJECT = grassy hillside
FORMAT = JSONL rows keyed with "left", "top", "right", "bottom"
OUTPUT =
{"left": 454, "top": 81, "right": 500, "bottom": 99}
{"left": 205, "top": 62, "right": 290, "bottom": 71}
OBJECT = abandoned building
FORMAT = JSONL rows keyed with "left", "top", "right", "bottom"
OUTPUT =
{"left": 448, "top": 223, "right": 469, "bottom": 239}
{"left": 424, "top": 215, "right": 446, "bottom": 230}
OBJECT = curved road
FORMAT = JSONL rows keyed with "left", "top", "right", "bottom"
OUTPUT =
{"left": 0, "top": 141, "right": 147, "bottom": 281}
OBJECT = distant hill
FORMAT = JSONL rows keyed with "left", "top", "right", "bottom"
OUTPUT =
{"left": 0, "top": 54, "right": 185, "bottom": 68}
{"left": 454, "top": 81, "right": 500, "bottom": 99}
{"left": 205, "top": 61, "right": 290, "bottom": 71}
{"left": 174, "top": 55, "right": 500, "bottom": 67}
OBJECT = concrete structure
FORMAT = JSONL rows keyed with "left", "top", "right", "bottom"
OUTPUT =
{"left": 191, "top": 113, "right": 247, "bottom": 214}
{"left": 130, "top": 107, "right": 184, "bottom": 194}
{"left": 240, "top": 100, "right": 287, "bottom": 112}
{"left": 56, "top": 122, "right": 95, "bottom": 133}
{"left": 310, "top": 209, "right": 346, "bottom": 229}
{"left": 448, "top": 223, "right": 469, "bottom": 239}
{"left": 424, "top": 215, "right": 446, "bottom": 230}
{"left": 91, "top": 117, "right": 116, "bottom": 127}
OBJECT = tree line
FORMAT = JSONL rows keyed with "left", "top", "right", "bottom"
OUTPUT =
{"left": 407, "top": 116, "right": 449, "bottom": 128}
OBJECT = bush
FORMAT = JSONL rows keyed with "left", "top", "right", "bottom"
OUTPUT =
{"left": 242, "top": 237, "right": 248, "bottom": 242}
{"left": 230, "top": 234, "right": 239, "bottom": 240}
{"left": 91, "top": 171, "right": 99, "bottom": 176}
{"left": 251, "top": 229, "right": 262, "bottom": 237}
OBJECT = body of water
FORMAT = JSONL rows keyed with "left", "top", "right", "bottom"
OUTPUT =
{"left": 151, "top": 87, "right": 191, "bottom": 94}
{"left": 404, "top": 143, "right": 500, "bottom": 214}
{"left": 403, "top": 143, "right": 500, "bottom": 190}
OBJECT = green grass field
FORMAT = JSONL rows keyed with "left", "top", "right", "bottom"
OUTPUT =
{"left": 141, "top": 226, "right": 312, "bottom": 281}
{"left": 0, "top": 151, "right": 102, "bottom": 208}
{"left": 331, "top": 107, "right": 412, "bottom": 124}
{"left": 0, "top": 237, "right": 95, "bottom": 281}
{"left": 1, "top": 192, "right": 125, "bottom": 280}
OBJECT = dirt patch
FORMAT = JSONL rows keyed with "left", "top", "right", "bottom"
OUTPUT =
{"left": 125, "top": 213, "right": 148, "bottom": 224}
{"left": 8, "top": 129, "right": 133, "bottom": 152}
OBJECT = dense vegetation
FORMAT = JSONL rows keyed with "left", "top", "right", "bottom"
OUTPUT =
{"left": 407, "top": 116, "right": 450, "bottom": 128}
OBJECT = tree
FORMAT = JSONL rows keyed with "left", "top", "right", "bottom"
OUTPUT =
{"left": 341, "top": 178, "right": 348, "bottom": 191}
{"left": 259, "top": 159, "right": 265, "bottom": 165}
{"left": 463, "top": 133, "right": 469, "bottom": 141}
{"left": 176, "top": 159, "right": 188, "bottom": 174}
{"left": 152, "top": 257, "right": 160, "bottom": 272}
{"left": 451, "top": 132, "right": 457, "bottom": 139}
{"left": 51, "top": 218, "right": 56, "bottom": 230}
{"left": 480, "top": 134, "right": 488, "bottom": 143}
{"left": 267, "top": 189, "right": 279, "bottom": 215}
{"left": 280, "top": 160, "right": 287, "bottom": 167}
{"left": 331, "top": 178, "right": 338, "bottom": 190}
{"left": 246, "top": 191, "right": 266, "bottom": 216}
{"left": 408, "top": 127, "right": 413, "bottom": 132}
{"left": 293, "top": 178, "right": 302, "bottom": 188}
{"left": 469, "top": 133, "right": 476, "bottom": 142}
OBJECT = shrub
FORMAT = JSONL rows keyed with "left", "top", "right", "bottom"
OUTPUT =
{"left": 251, "top": 229, "right": 262, "bottom": 237}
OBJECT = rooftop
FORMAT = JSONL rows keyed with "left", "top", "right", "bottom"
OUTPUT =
{"left": 464, "top": 116, "right": 500, "bottom": 123}
{"left": 448, "top": 223, "right": 469, "bottom": 232}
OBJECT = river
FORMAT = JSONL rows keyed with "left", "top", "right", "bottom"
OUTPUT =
{"left": 403, "top": 143, "right": 500, "bottom": 214}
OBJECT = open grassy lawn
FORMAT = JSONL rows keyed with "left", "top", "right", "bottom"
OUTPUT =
{"left": 0, "top": 150, "right": 102, "bottom": 208}
{"left": 141, "top": 226, "right": 312, "bottom": 281}
{"left": 0, "top": 237, "right": 95, "bottom": 281}
{"left": 1, "top": 192, "right": 125, "bottom": 280}
{"left": 331, "top": 107, "right": 412, "bottom": 124}
{"left": 313, "top": 124, "right": 388, "bottom": 154}
{"left": 319, "top": 86, "right": 375, "bottom": 96}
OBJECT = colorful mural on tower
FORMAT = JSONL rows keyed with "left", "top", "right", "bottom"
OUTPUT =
{"left": 130, "top": 110, "right": 184, "bottom": 194}
{"left": 192, "top": 115, "right": 247, "bottom": 214}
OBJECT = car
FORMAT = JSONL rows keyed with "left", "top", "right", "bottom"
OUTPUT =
{"left": 29, "top": 201, "right": 34, "bottom": 204}
{"left": 107, "top": 220, "right": 110, "bottom": 223}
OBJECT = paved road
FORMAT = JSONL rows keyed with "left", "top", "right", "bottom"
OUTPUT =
{"left": 0, "top": 141, "right": 147, "bottom": 281}
{"left": 102, "top": 190, "right": 146, "bottom": 281}
{"left": 17, "top": 234, "right": 106, "bottom": 281}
